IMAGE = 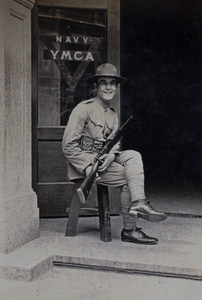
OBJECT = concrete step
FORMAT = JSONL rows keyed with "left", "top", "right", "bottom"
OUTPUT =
{"left": 0, "top": 216, "right": 202, "bottom": 281}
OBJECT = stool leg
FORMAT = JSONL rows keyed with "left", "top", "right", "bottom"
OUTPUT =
{"left": 97, "top": 185, "right": 112, "bottom": 242}
{"left": 65, "top": 184, "right": 81, "bottom": 236}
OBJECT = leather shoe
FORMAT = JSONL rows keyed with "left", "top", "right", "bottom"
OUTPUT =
{"left": 121, "top": 228, "right": 158, "bottom": 245}
{"left": 128, "top": 200, "right": 167, "bottom": 222}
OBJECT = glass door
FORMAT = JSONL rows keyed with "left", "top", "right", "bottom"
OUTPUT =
{"left": 32, "top": 6, "right": 107, "bottom": 217}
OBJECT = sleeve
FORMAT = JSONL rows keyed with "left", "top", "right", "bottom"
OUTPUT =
{"left": 62, "top": 103, "right": 92, "bottom": 174}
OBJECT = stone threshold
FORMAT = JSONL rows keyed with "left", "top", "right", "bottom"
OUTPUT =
{"left": 1, "top": 254, "right": 202, "bottom": 282}
{"left": 53, "top": 255, "right": 202, "bottom": 281}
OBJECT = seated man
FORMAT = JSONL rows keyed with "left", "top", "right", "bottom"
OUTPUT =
{"left": 62, "top": 63, "right": 167, "bottom": 245}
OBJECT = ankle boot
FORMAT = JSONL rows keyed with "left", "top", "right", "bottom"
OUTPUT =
{"left": 128, "top": 200, "right": 167, "bottom": 222}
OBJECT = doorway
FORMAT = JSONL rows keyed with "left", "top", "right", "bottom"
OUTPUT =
{"left": 121, "top": 0, "right": 202, "bottom": 192}
{"left": 32, "top": 2, "right": 121, "bottom": 217}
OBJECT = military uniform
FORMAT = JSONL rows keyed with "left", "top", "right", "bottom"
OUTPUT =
{"left": 62, "top": 63, "right": 167, "bottom": 245}
{"left": 62, "top": 97, "right": 145, "bottom": 230}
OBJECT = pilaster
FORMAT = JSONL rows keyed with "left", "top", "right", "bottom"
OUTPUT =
{"left": 0, "top": 0, "right": 39, "bottom": 253}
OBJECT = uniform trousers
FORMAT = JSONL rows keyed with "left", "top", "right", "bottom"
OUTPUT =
{"left": 98, "top": 150, "right": 145, "bottom": 230}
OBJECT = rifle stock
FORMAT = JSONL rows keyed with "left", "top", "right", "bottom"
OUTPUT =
{"left": 77, "top": 160, "right": 99, "bottom": 204}
{"left": 77, "top": 115, "right": 134, "bottom": 203}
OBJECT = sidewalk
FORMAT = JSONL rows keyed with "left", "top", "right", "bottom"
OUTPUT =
{"left": 0, "top": 188, "right": 202, "bottom": 282}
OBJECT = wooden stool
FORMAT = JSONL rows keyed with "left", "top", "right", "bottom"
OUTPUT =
{"left": 65, "top": 181, "right": 112, "bottom": 242}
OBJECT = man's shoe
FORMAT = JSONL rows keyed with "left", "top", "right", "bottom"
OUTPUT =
{"left": 121, "top": 228, "right": 158, "bottom": 245}
{"left": 128, "top": 200, "right": 167, "bottom": 222}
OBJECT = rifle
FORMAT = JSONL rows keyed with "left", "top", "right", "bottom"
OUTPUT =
{"left": 77, "top": 115, "right": 134, "bottom": 204}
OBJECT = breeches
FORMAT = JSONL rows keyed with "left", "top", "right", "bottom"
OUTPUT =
{"left": 98, "top": 150, "right": 145, "bottom": 230}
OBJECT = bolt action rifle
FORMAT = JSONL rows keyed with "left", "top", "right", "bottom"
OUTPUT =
{"left": 77, "top": 115, "right": 134, "bottom": 204}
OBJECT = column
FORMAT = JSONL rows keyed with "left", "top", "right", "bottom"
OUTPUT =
{"left": 0, "top": 0, "right": 39, "bottom": 253}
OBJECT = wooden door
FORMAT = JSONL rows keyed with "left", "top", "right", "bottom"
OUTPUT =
{"left": 32, "top": 1, "right": 121, "bottom": 217}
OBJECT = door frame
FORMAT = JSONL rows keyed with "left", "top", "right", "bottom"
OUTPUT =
{"left": 32, "top": 0, "right": 121, "bottom": 217}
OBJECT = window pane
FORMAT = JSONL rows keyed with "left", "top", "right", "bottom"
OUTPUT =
{"left": 37, "top": 7, "right": 107, "bottom": 126}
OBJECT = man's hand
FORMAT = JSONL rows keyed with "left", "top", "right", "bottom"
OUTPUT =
{"left": 98, "top": 153, "right": 115, "bottom": 173}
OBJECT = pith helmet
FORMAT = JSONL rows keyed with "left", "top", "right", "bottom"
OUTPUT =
{"left": 86, "top": 63, "right": 127, "bottom": 83}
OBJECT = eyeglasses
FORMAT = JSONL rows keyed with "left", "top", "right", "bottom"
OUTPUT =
{"left": 98, "top": 79, "right": 117, "bottom": 89}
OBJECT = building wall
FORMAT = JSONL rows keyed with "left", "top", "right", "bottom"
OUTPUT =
{"left": 0, "top": 0, "right": 39, "bottom": 253}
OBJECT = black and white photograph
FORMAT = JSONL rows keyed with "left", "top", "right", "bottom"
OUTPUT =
{"left": 0, "top": 0, "right": 202, "bottom": 299}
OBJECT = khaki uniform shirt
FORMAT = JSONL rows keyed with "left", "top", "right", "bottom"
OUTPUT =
{"left": 62, "top": 97, "right": 120, "bottom": 180}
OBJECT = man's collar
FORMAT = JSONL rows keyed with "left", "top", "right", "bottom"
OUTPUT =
{"left": 95, "top": 96, "right": 114, "bottom": 110}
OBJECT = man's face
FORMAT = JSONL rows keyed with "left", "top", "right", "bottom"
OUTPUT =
{"left": 96, "top": 77, "right": 118, "bottom": 104}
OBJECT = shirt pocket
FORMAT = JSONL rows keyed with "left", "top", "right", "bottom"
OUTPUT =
{"left": 89, "top": 115, "right": 104, "bottom": 127}
{"left": 105, "top": 120, "right": 117, "bottom": 137}
{"left": 86, "top": 115, "right": 105, "bottom": 139}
